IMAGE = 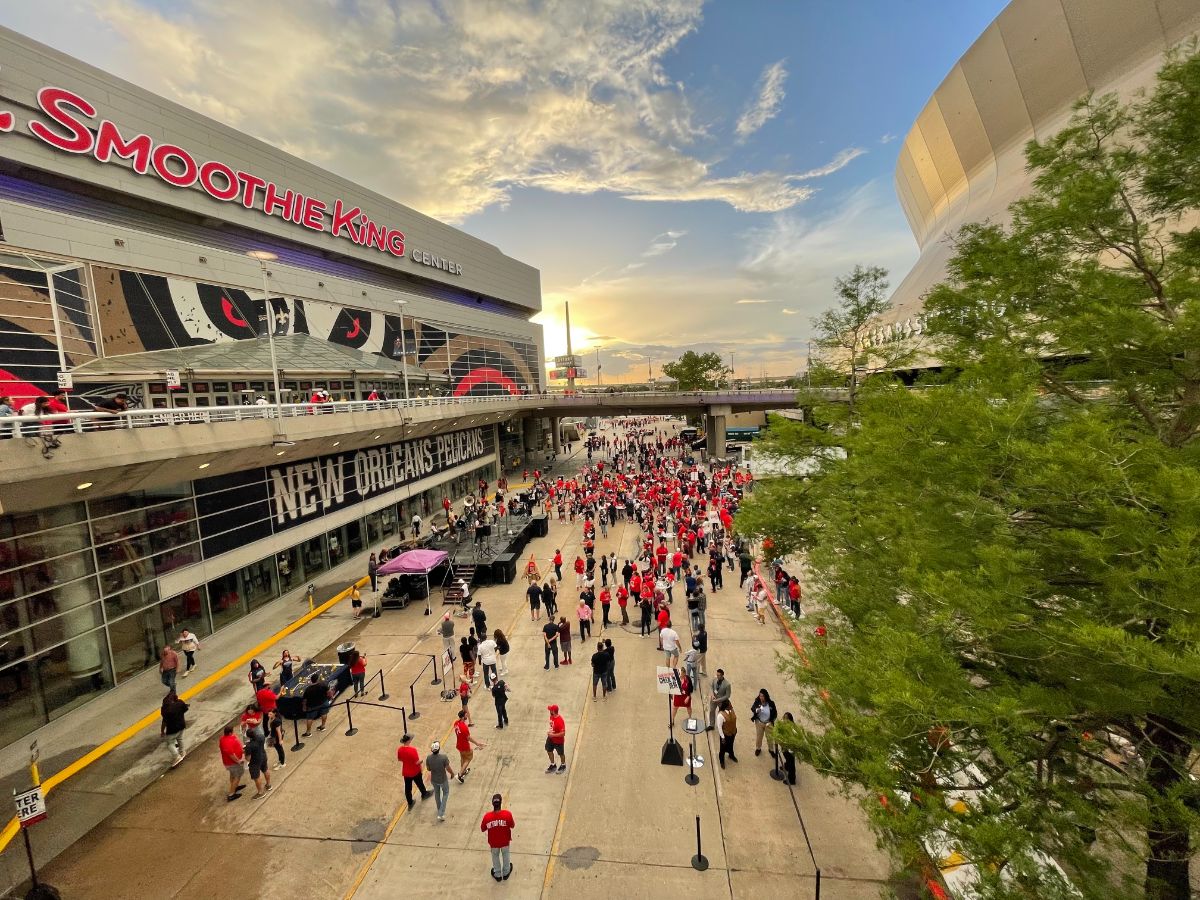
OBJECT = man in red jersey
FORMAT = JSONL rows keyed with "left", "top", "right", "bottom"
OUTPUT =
{"left": 545, "top": 704, "right": 566, "bottom": 773}
{"left": 218, "top": 724, "right": 245, "bottom": 802}
{"left": 480, "top": 793, "right": 515, "bottom": 881}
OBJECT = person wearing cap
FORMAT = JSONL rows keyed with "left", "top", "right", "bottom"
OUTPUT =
{"left": 480, "top": 793, "right": 515, "bottom": 881}
{"left": 426, "top": 740, "right": 455, "bottom": 822}
{"left": 396, "top": 734, "right": 432, "bottom": 810}
{"left": 453, "top": 709, "right": 485, "bottom": 782}
{"left": 545, "top": 704, "right": 567, "bottom": 773}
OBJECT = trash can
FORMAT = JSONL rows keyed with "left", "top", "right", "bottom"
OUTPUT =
{"left": 336, "top": 642, "right": 356, "bottom": 665}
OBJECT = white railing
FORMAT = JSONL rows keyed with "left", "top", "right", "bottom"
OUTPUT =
{"left": 0, "top": 389, "right": 799, "bottom": 437}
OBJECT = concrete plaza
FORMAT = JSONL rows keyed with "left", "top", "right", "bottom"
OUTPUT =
{"left": 29, "top": 434, "right": 900, "bottom": 900}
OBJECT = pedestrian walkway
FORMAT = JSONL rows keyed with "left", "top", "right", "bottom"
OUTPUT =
{"left": 29, "top": 423, "right": 900, "bottom": 900}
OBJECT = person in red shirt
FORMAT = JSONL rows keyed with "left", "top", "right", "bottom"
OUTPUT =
{"left": 616, "top": 584, "right": 630, "bottom": 625}
{"left": 573, "top": 555, "right": 586, "bottom": 589}
{"left": 396, "top": 733, "right": 432, "bottom": 808}
{"left": 254, "top": 686, "right": 277, "bottom": 719}
{"left": 671, "top": 549, "right": 684, "bottom": 578}
{"left": 350, "top": 650, "right": 368, "bottom": 698}
{"left": 481, "top": 792, "right": 516, "bottom": 881}
{"left": 453, "top": 709, "right": 485, "bottom": 782}
{"left": 552, "top": 549, "right": 563, "bottom": 581}
{"left": 598, "top": 587, "right": 612, "bottom": 628}
{"left": 655, "top": 542, "right": 668, "bottom": 574}
{"left": 219, "top": 725, "right": 245, "bottom": 802}
{"left": 545, "top": 704, "right": 566, "bottom": 773}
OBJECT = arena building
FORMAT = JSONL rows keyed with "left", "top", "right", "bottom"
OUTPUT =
{"left": 873, "top": 0, "right": 1200, "bottom": 352}
{"left": 0, "top": 26, "right": 546, "bottom": 748}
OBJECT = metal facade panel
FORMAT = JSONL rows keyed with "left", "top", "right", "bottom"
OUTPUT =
{"left": 958, "top": 22, "right": 1034, "bottom": 158}
{"left": 1061, "top": 0, "right": 1168, "bottom": 90}
{"left": 916, "top": 97, "right": 969, "bottom": 216}
{"left": 997, "top": 0, "right": 1089, "bottom": 131}
{"left": 935, "top": 65, "right": 995, "bottom": 181}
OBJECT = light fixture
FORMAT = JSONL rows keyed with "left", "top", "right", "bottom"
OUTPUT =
{"left": 76, "top": 482, "right": 93, "bottom": 490}
{"left": 332, "top": 441, "right": 340, "bottom": 447}
{"left": 276, "top": 450, "right": 286, "bottom": 456}
{"left": 247, "top": 250, "right": 277, "bottom": 261}
{"left": 198, "top": 462, "right": 210, "bottom": 469}
{"left": 373, "top": 434, "right": 381, "bottom": 440}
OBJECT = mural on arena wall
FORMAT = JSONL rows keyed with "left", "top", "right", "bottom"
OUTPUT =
{"left": 0, "top": 263, "right": 540, "bottom": 402}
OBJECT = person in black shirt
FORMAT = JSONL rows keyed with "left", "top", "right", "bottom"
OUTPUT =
{"left": 621, "top": 560, "right": 634, "bottom": 588}
{"left": 542, "top": 620, "right": 560, "bottom": 669}
{"left": 492, "top": 679, "right": 511, "bottom": 729}
{"left": 160, "top": 689, "right": 188, "bottom": 768}
{"left": 590, "top": 643, "right": 609, "bottom": 701}
{"left": 527, "top": 582, "right": 542, "bottom": 621}
{"left": 472, "top": 602, "right": 487, "bottom": 637}
{"left": 301, "top": 674, "right": 331, "bottom": 736}
{"left": 542, "top": 581, "right": 557, "bottom": 618}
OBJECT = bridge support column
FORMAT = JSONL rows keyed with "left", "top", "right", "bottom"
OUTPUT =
{"left": 522, "top": 417, "right": 539, "bottom": 467}
{"left": 550, "top": 417, "right": 561, "bottom": 457}
{"left": 705, "top": 405, "right": 730, "bottom": 459}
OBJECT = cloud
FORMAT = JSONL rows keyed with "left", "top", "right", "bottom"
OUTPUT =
{"left": 50, "top": 0, "right": 830, "bottom": 220}
{"left": 780, "top": 308, "right": 798, "bottom": 314}
{"left": 735, "top": 59, "right": 788, "bottom": 140}
{"left": 643, "top": 230, "right": 687, "bottom": 257}
{"left": 735, "top": 298, "right": 776, "bottom": 305}
{"left": 880, "top": 133, "right": 897, "bottom": 144}
{"left": 795, "top": 147, "right": 867, "bottom": 180}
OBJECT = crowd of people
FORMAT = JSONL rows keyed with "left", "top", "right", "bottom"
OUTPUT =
{"left": 183, "top": 414, "right": 806, "bottom": 881}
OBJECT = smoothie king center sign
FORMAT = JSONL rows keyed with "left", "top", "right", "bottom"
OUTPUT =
{"left": 2, "top": 86, "right": 462, "bottom": 274}
{"left": 268, "top": 427, "right": 490, "bottom": 528}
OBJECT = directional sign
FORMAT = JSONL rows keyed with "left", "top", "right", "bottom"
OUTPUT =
{"left": 14, "top": 786, "right": 46, "bottom": 828}
{"left": 166, "top": 369, "right": 182, "bottom": 389}
{"left": 656, "top": 666, "right": 682, "bottom": 696}
{"left": 55, "top": 371, "right": 73, "bottom": 391}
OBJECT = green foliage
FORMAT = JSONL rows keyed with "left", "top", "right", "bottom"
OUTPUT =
{"left": 660, "top": 350, "right": 730, "bottom": 391}
{"left": 746, "top": 46, "right": 1200, "bottom": 900}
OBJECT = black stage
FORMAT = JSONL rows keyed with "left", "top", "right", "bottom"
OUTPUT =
{"left": 378, "top": 510, "right": 549, "bottom": 591}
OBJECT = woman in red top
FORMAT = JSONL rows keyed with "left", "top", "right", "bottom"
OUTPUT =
{"left": 598, "top": 587, "right": 612, "bottom": 628}
{"left": 573, "top": 555, "right": 585, "bottom": 588}
{"left": 616, "top": 584, "right": 630, "bottom": 625}
{"left": 671, "top": 672, "right": 693, "bottom": 725}
{"left": 350, "top": 650, "right": 368, "bottom": 698}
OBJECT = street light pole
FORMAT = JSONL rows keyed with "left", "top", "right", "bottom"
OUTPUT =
{"left": 248, "top": 252, "right": 284, "bottom": 415}
{"left": 395, "top": 299, "right": 410, "bottom": 402}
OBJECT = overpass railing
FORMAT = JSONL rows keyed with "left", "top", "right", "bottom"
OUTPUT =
{"left": 0, "top": 389, "right": 798, "bottom": 436}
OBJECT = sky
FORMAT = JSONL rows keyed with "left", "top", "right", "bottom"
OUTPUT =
{"left": 1, "top": 0, "right": 1009, "bottom": 383}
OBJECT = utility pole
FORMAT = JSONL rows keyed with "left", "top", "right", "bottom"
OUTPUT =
{"left": 565, "top": 301, "right": 575, "bottom": 393}
{"left": 595, "top": 345, "right": 601, "bottom": 388}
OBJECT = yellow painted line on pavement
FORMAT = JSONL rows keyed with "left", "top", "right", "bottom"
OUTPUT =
{"left": 344, "top": 566, "right": 533, "bottom": 899}
{"left": 342, "top": 717, "right": 457, "bottom": 900}
{"left": 0, "top": 577, "right": 368, "bottom": 857}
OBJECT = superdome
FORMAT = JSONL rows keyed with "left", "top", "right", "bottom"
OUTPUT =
{"left": 884, "top": 0, "right": 1200, "bottom": 333}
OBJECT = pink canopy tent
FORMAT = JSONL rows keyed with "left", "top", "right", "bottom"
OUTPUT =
{"left": 377, "top": 549, "right": 449, "bottom": 616}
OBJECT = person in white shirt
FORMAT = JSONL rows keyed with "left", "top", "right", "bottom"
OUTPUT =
{"left": 477, "top": 637, "right": 499, "bottom": 688}
{"left": 411, "top": 513, "right": 422, "bottom": 539}
{"left": 175, "top": 629, "right": 201, "bottom": 676}
{"left": 660, "top": 626, "right": 680, "bottom": 667}
{"left": 754, "top": 585, "right": 769, "bottom": 625}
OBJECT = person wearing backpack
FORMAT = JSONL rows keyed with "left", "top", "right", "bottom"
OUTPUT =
{"left": 716, "top": 700, "right": 738, "bottom": 767}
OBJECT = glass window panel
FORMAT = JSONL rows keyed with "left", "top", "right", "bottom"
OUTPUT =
{"left": 29, "top": 599, "right": 105, "bottom": 651}
{"left": 0, "top": 635, "right": 43, "bottom": 749}
{"left": 43, "top": 630, "right": 113, "bottom": 720}
{"left": 207, "top": 572, "right": 245, "bottom": 633}
{"left": 276, "top": 547, "right": 300, "bottom": 593}
{"left": 103, "top": 581, "right": 159, "bottom": 619}
{"left": 365, "top": 511, "right": 381, "bottom": 547}
{"left": 300, "top": 534, "right": 327, "bottom": 579}
{"left": 346, "top": 520, "right": 363, "bottom": 557}
{"left": 160, "top": 589, "right": 209, "bottom": 646}
{"left": 107, "top": 608, "right": 162, "bottom": 683}
{"left": 241, "top": 557, "right": 279, "bottom": 612}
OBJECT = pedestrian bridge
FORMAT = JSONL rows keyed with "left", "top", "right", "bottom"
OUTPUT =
{"left": 0, "top": 389, "right": 822, "bottom": 513}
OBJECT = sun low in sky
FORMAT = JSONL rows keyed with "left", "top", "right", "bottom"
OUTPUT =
{"left": 3, "top": 0, "right": 1008, "bottom": 382}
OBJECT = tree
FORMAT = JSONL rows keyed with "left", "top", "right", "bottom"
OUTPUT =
{"left": 738, "top": 47, "right": 1200, "bottom": 900}
{"left": 809, "top": 264, "right": 917, "bottom": 420}
{"left": 660, "top": 350, "right": 730, "bottom": 391}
